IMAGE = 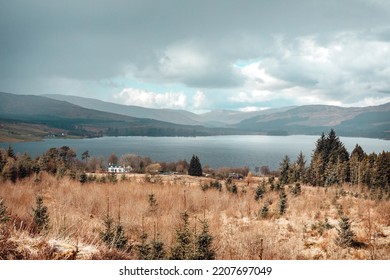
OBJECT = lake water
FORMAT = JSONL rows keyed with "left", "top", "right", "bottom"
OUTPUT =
{"left": 1, "top": 135, "right": 389, "bottom": 171}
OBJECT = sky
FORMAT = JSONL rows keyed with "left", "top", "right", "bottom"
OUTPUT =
{"left": 1, "top": 0, "right": 390, "bottom": 113}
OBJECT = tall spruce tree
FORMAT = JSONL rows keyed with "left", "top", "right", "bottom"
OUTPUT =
{"left": 309, "top": 130, "right": 350, "bottom": 187}
{"left": 279, "top": 155, "right": 290, "bottom": 185}
{"left": 188, "top": 155, "right": 203, "bottom": 177}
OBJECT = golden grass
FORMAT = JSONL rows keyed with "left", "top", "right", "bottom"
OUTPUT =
{"left": 1, "top": 173, "right": 389, "bottom": 259}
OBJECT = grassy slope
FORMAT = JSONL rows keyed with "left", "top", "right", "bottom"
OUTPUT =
{"left": 1, "top": 173, "right": 389, "bottom": 260}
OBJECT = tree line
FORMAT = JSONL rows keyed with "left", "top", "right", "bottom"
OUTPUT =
{"left": 1, "top": 129, "right": 389, "bottom": 198}
{"left": 278, "top": 129, "right": 390, "bottom": 198}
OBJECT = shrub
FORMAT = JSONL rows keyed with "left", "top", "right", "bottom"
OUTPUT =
{"left": 279, "top": 188, "right": 287, "bottom": 216}
{"left": 0, "top": 198, "right": 10, "bottom": 224}
{"left": 194, "top": 219, "right": 215, "bottom": 260}
{"left": 336, "top": 216, "right": 355, "bottom": 248}
{"left": 255, "top": 181, "right": 266, "bottom": 201}
{"left": 259, "top": 203, "right": 269, "bottom": 219}
{"left": 32, "top": 196, "right": 49, "bottom": 233}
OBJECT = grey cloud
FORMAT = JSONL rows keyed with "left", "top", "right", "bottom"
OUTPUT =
{"left": 1, "top": 0, "right": 390, "bottom": 98}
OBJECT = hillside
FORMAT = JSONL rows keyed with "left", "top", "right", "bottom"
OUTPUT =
{"left": 44, "top": 94, "right": 204, "bottom": 126}
{"left": 237, "top": 103, "right": 390, "bottom": 138}
{"left": 0, "top": 92, "right": 234, "bottom": 141}
{"left": 44, "top": 94, "right": 295, "bottom": 127}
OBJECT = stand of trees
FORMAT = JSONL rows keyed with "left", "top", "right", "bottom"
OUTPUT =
{"left": 277, "top": 129, "right": 390, "bottom": 198}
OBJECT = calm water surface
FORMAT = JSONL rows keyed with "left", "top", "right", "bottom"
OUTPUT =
{"left": 1, "top": 135, "right": 388, "bottom": 171}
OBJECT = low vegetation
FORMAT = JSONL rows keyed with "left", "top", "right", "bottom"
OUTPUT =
{"left": 0, "top": 130, "right": 389, "bottom": 260}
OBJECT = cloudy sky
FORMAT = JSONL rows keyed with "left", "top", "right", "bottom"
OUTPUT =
{"left": 1, "top": 0, "right": 390, "bottom": 112}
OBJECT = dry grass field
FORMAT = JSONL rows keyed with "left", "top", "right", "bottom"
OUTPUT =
{"left": 1, "top": 172, "right": 389, "bottom": 259}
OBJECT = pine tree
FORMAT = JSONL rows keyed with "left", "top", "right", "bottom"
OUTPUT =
{"left": 292, "top": 151, "right": 306, "bottom": 183}
{"left": 260, "top": 203, "right": 269, "bottom": 219}
{"left": 188, "top": 155, "right": 202, "bottom": 176}
{"left": 336, "top": 216, "right": 355, "bottom": 248}
{"left": 7, "top": 145, "right": 15, "bottom": 159}
{"left": 170, "top": 211, "right": 194, "bottom": 259}
{"left": 279, "top": 155, "right": 290, "bottom": 185}
{"left": 255, "top": 179, "right": 266, "bottom": 201}
{"left": 194, "top": 218, "right": 215, "bottom": 260}
{"left": 279, "top": 188, "right": 287, "bottom": 216}
{"left": 291, "top": 182, "right": 301, "bottom": 196}
{"left": 137, "top": 232, "right": 152, "bottom": 259}
{"left": 309, "top": 130, "right": 349, "bottom": 187}
{"left": 350, "top": 144, "right": 366, "bottom": 186}
{"left": 100, "top": 212, "right": 114, "bottom": 248}
{"left": 151, "top": 236, "right": 166, "bottom": 260}
{"left": 32, "top": 196, "right": 49, "bottom": 232}
{"left": 112, "top": 221, "right": 128, "bottom": 250}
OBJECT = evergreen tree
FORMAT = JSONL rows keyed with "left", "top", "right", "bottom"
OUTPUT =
{"left": 255, "top": 179, "right": 266, "bottom": 201}
{"left": 188, "top": 155, "right": 203, "bottom": 177}
{"left": 151, "top": 236, "right": 166, "bottom": 260}
{"left": 309, "top": 130, "right": 349, "bottom": 187}
{"left": 336, "top": 215, "right": 355, "bottom": 248}
{"left": 350, "top": 144, "right": 366, "bottom": 186}
{"left": 137, "top": 232, "right": 152, "bottom": 259}
{"left": 32, "top": 196, "right": 50, "bottom": 232}
{"left": 170, "top": 211, "right": 194, "bottom": 259}
{"left": 373, "top": 151, "right": 390, "bottom": 195}
{"left": 279, "top": 188, "right": 287, "bottom": 216}
{"left": 2, "top": 158, "right": 18, "bottom": 183}
{"left": 112, "top": 221, "right": 128, "bottom": 250}
{"left": 291, "top": 182, "right": 301, "bottom": 196}
{"left": 7, "top": 145, "right": 15, "bottom": 159}
{"left": 291, "top": 151, "right": 306, "bottom": 183}
{"left": 194, "top": 218, "right": 215, "bottom": 260}
{"left": 279, "top": 155, "right": 290, "bottom": 185}
{"left": 260, "top": 203, "right": 269, "bottom": 219}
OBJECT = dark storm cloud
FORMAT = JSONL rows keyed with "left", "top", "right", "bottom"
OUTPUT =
{"left": 0, "top": 0, "right": 389, "bottom": 108}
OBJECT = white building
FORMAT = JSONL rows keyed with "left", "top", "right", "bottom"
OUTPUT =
{"left": 107, "top": 165, "right": 132, "bottom": 173}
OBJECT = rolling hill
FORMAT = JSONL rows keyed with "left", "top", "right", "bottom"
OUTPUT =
{"left": 44, "top": 94, "right": 294, "bottom": 127}
{"left": 236, "top": 103, "right": 390, "bottom": 138}
{"left": 0, "top": 92, "right": 235, "bottom": 141}
{"left": 1, "top": 92, "right": 389, "bottom": 141}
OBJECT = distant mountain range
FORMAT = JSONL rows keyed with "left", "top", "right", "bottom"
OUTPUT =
{"left": 44, "top": 94, "right": 294, "bottom": 127}
{"left": 0, "top": 92, "right": 389, "bottom": 141}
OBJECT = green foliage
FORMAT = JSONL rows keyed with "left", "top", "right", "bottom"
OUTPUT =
{"left": 336, "top": 216, "right": 355, "bottom": 248}
{"left": 311, "top": 217, "right": 333, "bottom": 236}
{"left": 291, "top": 182, "right": 301, "bottom": 196}
{"left": 150, "top": 237, "right": 166, "bottom": 260}
{"left": 136, "top": 229, "right": 166, "bottom": 260}
{"left": 225, "top": 178, "right": 238, "bottom": 194}
{"left": 0, "top": 198, "right": 10, "bottom": 224}
{"left": 201, "top": 180, "right": 222, "bottom": 192}
{"left": 194, "top": 218, "right": 215, "bottom": 260}
{"left": 279, "top": 155, "right": 290, "bottom": 185}
{"left": 309, "top": 130, "right": 350, "bottom": 187}
{"left": 259, "top": 203, "right": 269, "bottom": 219}
{"left": 79, "top": 172, "right": 87, "bottom": 184}
{"left": 32, "top": 196, "right": 50, "bottom": 233}
{"left": 136, "top": 232, "right": 152, "bottom": 259}
{"left": 279, "top": 188, "right": 287, "bottom": 216}
{"left": 100, "top": 197, "right": 128, "bottom": 251}
{"left": 188, "top": 155, "right": 202, "bottom": 177}
{"left": 100, "top": 212, "right": 128, "bottom": 250}
{"left": 226, "top": 183, "right": 238, "bottom": 194}
{"left": 255, "top": 180, "right": 266, "bottom": 201}
{"left": 7, "top": 146, "right": 15, "bottom": 159}
{"left": 170, "top": 211, "right": 194, "bottom": 260}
